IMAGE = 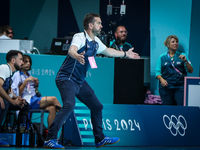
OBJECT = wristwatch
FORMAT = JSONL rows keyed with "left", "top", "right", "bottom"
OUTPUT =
{"left": 123, "top": 51, "right": 127, "bottom": 58}
{"left": 184, "top": 60, "right": 191, "bottom": 64}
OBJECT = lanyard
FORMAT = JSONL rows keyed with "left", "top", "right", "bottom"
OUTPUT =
{"left": 167, "top": 53, "right": 183, "bottom": 76}
{"left": 113, "top": 43, "right": 120, "bottom": 51}
{"left": 20, "top": 71, "right": 31, "bottom": 93}
{"left": 84, "top": 32, "right": 88, "bottom": 53}
{"left": 83, "top": 32, "right": 97, "bottom": 56}
{"left": 6, "top": 64, "right": 12, "bottom": 92}
{"left": 6, "top": 64, "right": 12, "bottom": 76}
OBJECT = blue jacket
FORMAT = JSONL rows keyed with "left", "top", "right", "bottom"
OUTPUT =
{"left": 110, "top": 40, "right": 132, "bottom": 52}
{"left": 155, "top": 51, "right": 191, "bottom": 89}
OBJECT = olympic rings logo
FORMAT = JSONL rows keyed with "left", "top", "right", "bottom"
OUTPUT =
{"left": 163, "top": 115, "right": 187, "bottom": 136}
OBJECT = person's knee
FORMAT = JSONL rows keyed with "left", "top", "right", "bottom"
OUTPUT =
{"left": 51, "top": 96, "right": 58, "bottom": 102}
{"left": 50, "top": 96, "right": 60, "bottom": 105}
{"left": 62, "top": 101, "right": 75, "bottom": 111}
{"left": 46, "top": 105, "right": 56, "bottom": 113}
{"left": 93, "top": 103, "right": 103, "bottom": 113}
{"left": 19, "top": 103, "right": 30, "bottom": 114}
{"left": 21, "top": 103, "right": 30, "bottom": 112}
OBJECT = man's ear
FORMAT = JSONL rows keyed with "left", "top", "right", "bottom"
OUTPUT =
{"left": 11, "top": 58, "right": 15, "bottom": 64}
{"left": 115, "top": 33, "right": 118, "bottom": 39}
{"left": 89, "top": 23, "right": 93, "bottom": 29}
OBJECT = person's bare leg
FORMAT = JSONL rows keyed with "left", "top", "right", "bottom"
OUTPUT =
{"left": 39, "top": 96, "right": 62, "bottom": 127}
{"left": 44, "top": 105, "right": 56, "bottom": 128}
{"left": 39, "top": 96, "right": 61, "bottom": 111}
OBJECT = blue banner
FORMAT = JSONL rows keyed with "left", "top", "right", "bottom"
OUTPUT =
{"left": 74, "top": 104, "right": 200, "bottom": 146}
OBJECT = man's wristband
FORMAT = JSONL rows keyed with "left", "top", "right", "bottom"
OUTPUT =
{"left": 123, "top": 51, "right": 126, "bottom": 58}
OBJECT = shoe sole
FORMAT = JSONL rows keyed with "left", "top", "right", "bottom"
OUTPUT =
{"left": 43, "top": 146, "right": 65, "bottom": 149}
{"left": 96, "top": 139, "right": 120, "bottom": 148}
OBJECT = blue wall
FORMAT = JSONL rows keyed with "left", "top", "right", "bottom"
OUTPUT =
{"left": 57, "top": 0, "right": 100, "bottom": 38}
{"left": 188, "top": 0, "right": 200, "bottom": 77}
{"left": 9, "top": 0, "right": 58, "bottom": 53}
{"left": 150, "top": 0, "right": 200, "bottom": 95}
{"left": 0, "top": 54, "right": 114, "bottom": 105}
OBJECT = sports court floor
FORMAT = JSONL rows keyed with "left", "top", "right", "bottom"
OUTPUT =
{"left": 0, "top": 146, "right": 200, "bottom": 150}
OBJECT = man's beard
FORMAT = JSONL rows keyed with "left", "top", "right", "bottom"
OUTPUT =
{"left": 117, "top": 36, "right": 126, "bottom": 44}
{"left": 92, "top": 29, "right": 100, "bottom": 36}
{"left": 14, "top": 63, "right": 21, "bottom": 71}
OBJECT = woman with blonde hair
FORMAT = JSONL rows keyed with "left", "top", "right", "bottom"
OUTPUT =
{"left": 155, "top": 35, "right": 193, "bottom": 105}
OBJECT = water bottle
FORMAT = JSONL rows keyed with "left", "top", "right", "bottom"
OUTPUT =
{"left": 23, "top": 124, "right": 27, "bottom": 133}
{"left": 12, "top": 126, "right": 17, "bottom": 133}
{"left": 24, "top": 127, "right": 30, "bottom": 134}
{"left": 19, "top": 124, "right": 26, "bottom": 133}
{"left": 7, "top": 123, "right": 12, "bottom": 133}
{"left": 19, "top": 124, "right": 23, "bottom": 133}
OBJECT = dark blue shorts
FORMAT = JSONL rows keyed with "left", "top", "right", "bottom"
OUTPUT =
{"left": 30, "top": 95, "right": 42, "bottom": 109}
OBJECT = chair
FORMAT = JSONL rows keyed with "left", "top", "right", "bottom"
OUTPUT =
{"left": 30, "top": 109, "right": 48, "bottom": 135}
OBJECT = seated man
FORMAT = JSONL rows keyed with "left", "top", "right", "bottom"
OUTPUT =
{"left": 0, "top": 50, "right": 28, "bottom": 146}
{"left": 11, "top": 55, "right": 62, "bottom": 128}
{"left": 97, "top": 25, "right": 133, "bottom": 58}
{"left": 110, "top": 25, "right": 132, "bottom": 52}
{"left": 2, "top": 25, "right": 14, "bottom": 39}
{"left": 0, "top": 26, "right": 11, "bottom": 39}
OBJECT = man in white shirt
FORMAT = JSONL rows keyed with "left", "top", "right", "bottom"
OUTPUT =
{"left": 44, "top": 13, "right": 140, "bottom": 149}
{"left": 0, "top": 50, "right": 28, "bottom": 147}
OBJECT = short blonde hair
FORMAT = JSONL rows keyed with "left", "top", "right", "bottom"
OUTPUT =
{"left": 164, "top": 35, "right": 179, "bottom": 47}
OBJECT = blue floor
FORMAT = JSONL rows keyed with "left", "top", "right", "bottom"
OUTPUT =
{"left": 1, "top": 146, "right": 200, "bottom": 150}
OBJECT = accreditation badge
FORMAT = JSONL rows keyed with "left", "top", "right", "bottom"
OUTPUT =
{"left": 88, "top": 56, "right": 98, "bottom": 69}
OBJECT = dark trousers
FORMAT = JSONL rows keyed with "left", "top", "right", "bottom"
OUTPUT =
{"left": 46, "top": 80, "right": 104, "bottom": 143}
{"left": 159, "top": 88, "right": 184, "bottom": 106}
{"left": 0, "top": 99, "right": 30, "bottom": 127}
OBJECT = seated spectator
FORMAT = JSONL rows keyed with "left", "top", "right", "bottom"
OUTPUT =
{"left": 2, "top": 25, "right": 14, "bottom": 39}
{"left": 97, "top": 25, "right": 136, "bottom": 58}
{"left": 11, "top": 55, "right": 62, "bottom": 128}
{"left": 0, "top": 26, "right": 11, "bottom": 39}
{"left": 110, "top": 25, "right": 132, "bottom": 52}
{"left": 0, "top": 50, "right": 28, "bottom": 147}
